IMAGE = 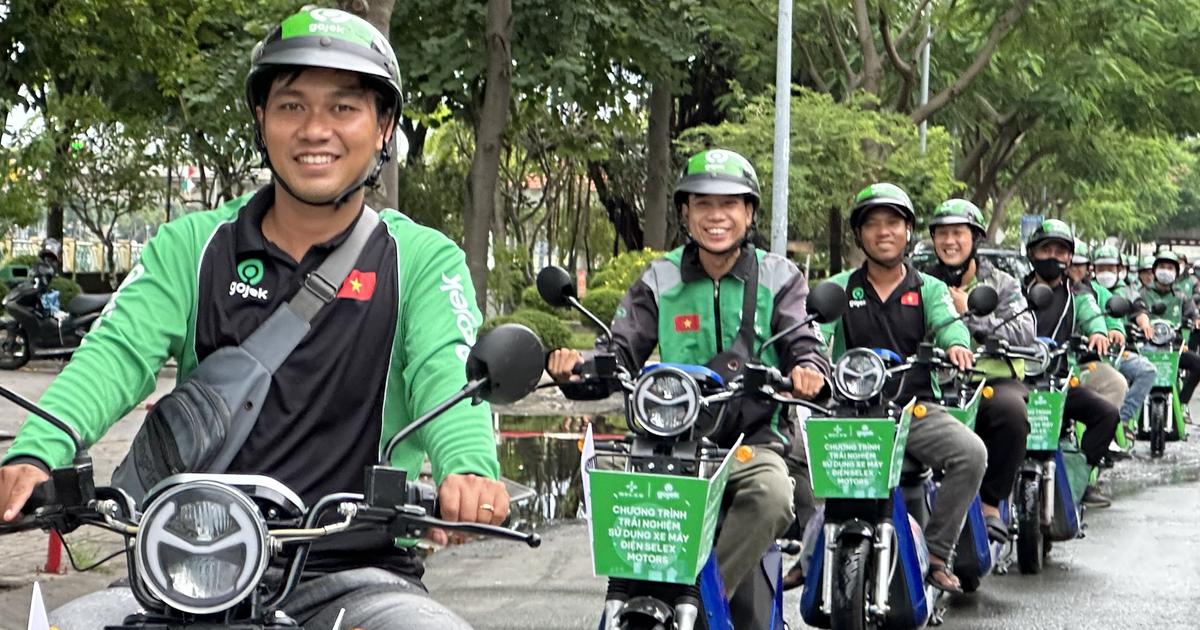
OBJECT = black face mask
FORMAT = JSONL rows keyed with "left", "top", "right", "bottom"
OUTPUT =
{"left": 1033, "top": 257, "right": 1067, "bottom": 281}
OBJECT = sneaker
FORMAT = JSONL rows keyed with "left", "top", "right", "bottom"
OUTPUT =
{"left": 1081, "top": 485, "right": 1112, "bottom": 508}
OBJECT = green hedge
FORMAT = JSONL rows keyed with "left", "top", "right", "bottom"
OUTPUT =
{"left": 580, "top": 288, "right": 624, "bottom": 334}
{"left": 50, "top": 277, "right": 83, "bottom": 308}
{"left": 478, "top": 308, "right": 573, "bottom": 353}
{"left": 519, "top": 284, "right": 575, "bottom": 319}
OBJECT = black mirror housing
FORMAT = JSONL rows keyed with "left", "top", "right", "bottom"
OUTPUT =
{"left": 1027, "top": 284, "right": 1054, "bottom": 312}
{"left": 967, "top": 285, "right": 999, "bottom": 316}
{"left": 536, "top": 266, "right": 576, "bottom": 309}
{"left": 808, "top": 281, "right": 847, "bottom": 324}
{"left": 467, "top": 324, "right": 546, "bottom": 404}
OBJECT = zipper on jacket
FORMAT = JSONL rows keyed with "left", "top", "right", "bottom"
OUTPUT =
{"left": 713, "top": 280, "right": 723, "bottom": 352}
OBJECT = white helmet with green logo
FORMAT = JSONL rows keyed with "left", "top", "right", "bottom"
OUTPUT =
{"left": 1092, "top": 245, "right": 1121, "bottom": 266}
{"left": 246, "top": 7, "right": 403, "bottom": 206}
{"left": 928, "top": 199, "right": 986, "bottom": 237}
{"left": 849, "top": 183, "right": 915, "bottom": 231}
{"left": 673, "top": 149, "right": 762, "bottom": 212}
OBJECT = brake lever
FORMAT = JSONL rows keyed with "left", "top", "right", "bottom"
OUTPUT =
{"left": 393, "top": 508, "right": 541, "bottom": 548}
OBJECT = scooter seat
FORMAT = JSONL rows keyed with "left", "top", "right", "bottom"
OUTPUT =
{"left": 67, "top": 293, "right": 112, "bottom": 315}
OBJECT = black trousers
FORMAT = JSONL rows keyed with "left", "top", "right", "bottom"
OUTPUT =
{"left": 1179, "top": 351, "right": 1200, "bottom": 403}
{"left": 974, "top": 378, "right": 1030, "bottom": 507}
{"left": 1064, "top": 384, "right": 1120, "bottom": 467}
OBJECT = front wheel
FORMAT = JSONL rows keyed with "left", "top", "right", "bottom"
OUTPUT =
{"left": 1016, "top": 475, "right": 1044, "bottom": 575}
{"left": 1149, "top": 397, "right": 1167, "bottom": 458}
{"left": 830, "top": 535, "right": 876, "bottom": 630}
{"left": 0, "top": 323, "right": 29, "bottom": 370}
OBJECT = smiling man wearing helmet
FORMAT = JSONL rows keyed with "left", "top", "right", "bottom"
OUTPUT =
{"left": 821, "top": 184, "right": 986, "bottom": 593}
{"left": 0, "top": 8, "right": 504, "bottom": 629}
{"left": 548, "top": 148, "right": 831, "bottom": 597}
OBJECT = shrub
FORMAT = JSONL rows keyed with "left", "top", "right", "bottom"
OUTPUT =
{"left": 580, "top": 288, "right": 624, "bottom": 334}
{"left": 49, "top": 277, "right": 83, "bottom": 308}
{"left": 519, "top": 284, "right": 574, "bottom": 319}
{"left": 587, "top": 248, "right": 663, "bottom": 294}
{"left": 478, "top": 308, "right": 573, "bottom": 353}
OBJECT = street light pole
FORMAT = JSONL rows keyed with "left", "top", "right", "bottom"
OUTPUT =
{"left": 770, "top": 0, "right": 793, "bottom": 256}
{"left": 919, "top": 20, "right": 931, "bottom": 152}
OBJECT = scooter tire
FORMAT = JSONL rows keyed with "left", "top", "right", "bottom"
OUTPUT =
{"left": 1150, "top": 397, "right": 1167, "bottom": 459}
{"left": 0, "top": 324, "right": 30, "bottom": 370}
{"left": 830, "top": 535, "right": 876, "bottom": 630}
{"left": 1016, "top": 475, "right": 1044, "bottom": 575}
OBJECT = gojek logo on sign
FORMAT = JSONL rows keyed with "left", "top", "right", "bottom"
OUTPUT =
{"left": 230, "top": 259, "right": 269, "bottom": 301}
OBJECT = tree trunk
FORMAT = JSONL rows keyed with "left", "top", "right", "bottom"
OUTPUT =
{"left": 342, "top": 0, "right": 400, "bottom": 211}
{"left": 463, "top": 0, "right": 513, "bottom": 311}
{"left": 643, "top": 82, "right": 672, "bottom": 251}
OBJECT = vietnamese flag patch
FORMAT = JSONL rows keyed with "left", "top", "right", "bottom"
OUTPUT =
{"left": 674, "top": 314, "right": 701, "bottom": 332}
{"left": 900, "top": 291, "right": 920, "bottom": 306}
{"left": 337, "top": 270, "right": 376, "bottom": 301}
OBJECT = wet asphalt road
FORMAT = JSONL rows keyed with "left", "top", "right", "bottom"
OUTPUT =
{"left": 424, "top": 478, "right": 1200, "bottom": 630}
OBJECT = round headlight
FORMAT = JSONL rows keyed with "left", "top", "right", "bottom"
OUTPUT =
{"left": 833, "top": 349, "right": 887, "bottom": 401}
{"left": 1024, "top": 340, "right": 1052, "bottom": 377}
{"left": 135, "top": 481, "right": 269, "bottom": 614}
{"left": 632, "top": 366, "right": 701, "bottom": 437}
{"left": 1151, "top": 321, "right": 1174, "bottom": 346}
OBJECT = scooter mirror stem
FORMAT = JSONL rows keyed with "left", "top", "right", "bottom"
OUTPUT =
{"left": 0, "top": 383, "right": 90, "bottom": 465}
{"left": 380, "top": 379, "right": 486, "bottom": 464}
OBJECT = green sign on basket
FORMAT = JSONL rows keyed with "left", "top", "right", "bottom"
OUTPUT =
{"left": 582, "top": 430, "right": 737, "bottom": 585}
{"left": 805, "top": 401, "right": 915, "bottom": 499}
{"left": 1026, "top": 389, "right": 1067, "bottom": 451}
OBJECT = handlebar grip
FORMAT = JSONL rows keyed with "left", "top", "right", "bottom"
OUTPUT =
{"left": 776, "top": 376, "right": 793, "bottom": 392}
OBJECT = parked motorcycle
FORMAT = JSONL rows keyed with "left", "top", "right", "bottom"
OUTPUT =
{"left": 535, "top": 265, "right": 846, "bottom": 630}
{"left": 0, "top": 322, "right": 545, "bottom": 629}
{"left": 0, "top": 275, "right": 112, "bottom": 369}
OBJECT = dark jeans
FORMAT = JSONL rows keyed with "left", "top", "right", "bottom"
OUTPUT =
{"left": 975, "top": 378, "right": 1030, "bottom": 507}
{"left": 1063, "top": 384, "right": 1120, "bottom": 467}
{"left": 1179, "top": 351, "right": 1200, "bottom": 403}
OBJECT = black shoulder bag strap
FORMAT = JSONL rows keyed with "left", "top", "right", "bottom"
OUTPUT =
{"left": 730, "top": 245, "right": 760, "bottom": 356}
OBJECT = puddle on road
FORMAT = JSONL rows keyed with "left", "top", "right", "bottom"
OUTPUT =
{"left": 497, "top": 415, "right": 625, "bottom": 530}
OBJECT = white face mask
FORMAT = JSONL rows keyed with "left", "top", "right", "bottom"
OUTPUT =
{"left": 1156, "top": 269, "right": 1177, "bottom": 285}
{"left": 1096, "top": 271, "right": 1120, "bottom": 289}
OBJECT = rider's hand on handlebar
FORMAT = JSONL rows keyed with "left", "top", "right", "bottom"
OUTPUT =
{"left": 1108, "top": 329, "right": 1125, "bottom": 347}
{"left": 0, "top": 464, "right": 50, "bottom": 522}
{"left": 547, "top": 349, "right": 584, "bottom": 382}
{"left": 438, "top": 473, "right": 509, "bottom": 528}
{"left": 1140, "top": 322, "right": 1155, "bottom": 340}
{"left": 1088, "top": 333, "right": 1110, "bottom": 355}
{"left": 946, "top": 345, "right": 975, "bottom": 371}
{"left": 789, "top": 366, "right": 826, "bottom": 400}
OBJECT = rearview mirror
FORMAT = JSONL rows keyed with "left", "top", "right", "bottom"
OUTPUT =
{"left": 967, "top": 285, "right": 999, "bottom": 316}
{"left": 1027, "top": 284, "right": 1054, "bottom": 312}
{"left": 536, "top": 266, "right": 576, "bottom": 309}
{"left": 1152, "top": 302, "right": 1168, "bottom": 316}
{"left": 467, "top": 324, "right": 546, "bottom": 404}
{"left": 1105, "top": 295, "right": 1131, "bottom": 319}
{"left": 807, "top": 281, "right": 847, "bottom": 324}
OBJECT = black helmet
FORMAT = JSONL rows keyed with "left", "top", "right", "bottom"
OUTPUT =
{"left": 672, "top": 149, "right": 761, "bottom": 212}
{"left": 246, "top": 7, "right": 403, "bottom": 205}
{"left": 849, "top": 183, "right": 915, "bottom": 231}
{"left": 39, "top": 238, "right": 62, "bottom": 262}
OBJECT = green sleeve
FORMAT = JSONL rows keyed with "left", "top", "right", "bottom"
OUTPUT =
{"left": 382, "top": 218, "right": 500, "bottom": 484}
{"left": 3, "top": 219, "right": 203, "bottom": 469}
{"left": 1073, "top": 291, "right": 1106, "bottom": 336}
{"left": 820, "top": 272, "right": 852, "bottom": 361}
{"left": 921, "top": 275, "right": 971, "bottom": 350}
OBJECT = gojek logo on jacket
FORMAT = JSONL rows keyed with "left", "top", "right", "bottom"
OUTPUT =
{"left": 230, "top": 259, "right": 269, "bottom": 301}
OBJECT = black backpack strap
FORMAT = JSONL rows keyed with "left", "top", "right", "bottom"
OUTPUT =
{"left": 731, "top": 245, "right": 759, "bottom": 356}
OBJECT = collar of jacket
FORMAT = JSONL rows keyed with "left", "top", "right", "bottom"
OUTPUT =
{"left": 679, "top": 241, "right": 757, "bottom": 283}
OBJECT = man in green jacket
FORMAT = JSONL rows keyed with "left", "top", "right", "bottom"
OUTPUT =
{"left": 1139, "top": 251, "right": 1200, "bottom": 409}
{"left": 821, "top": 184, "right": 986, "bottom": 594}
{"left": 549, "top": 149, "right": 831, "bottom": 598}
{"left": 1022, "top": 220, "right": 1118, "bottom": 507}
{"left": 0, "top": 8, "right": 500, "bottom": 628}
